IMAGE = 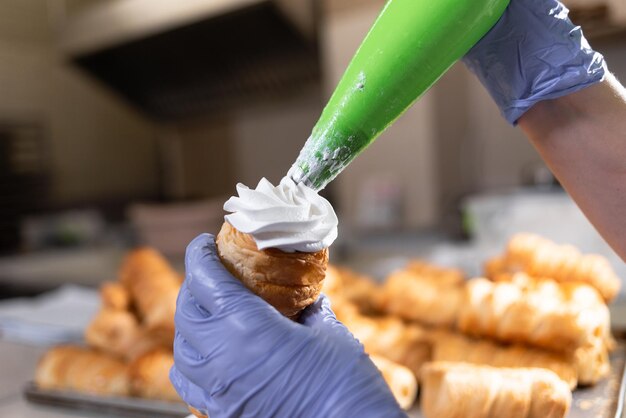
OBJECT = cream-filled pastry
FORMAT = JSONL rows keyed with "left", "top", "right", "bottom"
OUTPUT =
{"left": 217, "top": 177, "right": 338, "bottom": 319}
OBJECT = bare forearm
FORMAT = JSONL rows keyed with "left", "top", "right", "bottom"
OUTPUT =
{"left": 519, "top": 74, "right": 626, "bottom": 260}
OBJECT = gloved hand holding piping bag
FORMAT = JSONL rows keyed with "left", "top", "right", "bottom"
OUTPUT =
{"left": 171, "top": 0, "right": 626, "bottom": 416}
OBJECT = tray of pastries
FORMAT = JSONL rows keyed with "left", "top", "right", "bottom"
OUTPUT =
{"left": 26, "top": 233, "right": 625, "bottom": 418}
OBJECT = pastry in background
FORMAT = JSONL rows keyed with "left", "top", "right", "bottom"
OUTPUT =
{"left": 128, "top": 349, "right": 180, "bottom": 402}
{"left": 119, "top": 248, "right": 180, "bottom": 335}
{"left": 486, "top": 233, "right": 620, "bottom": 302}
{"left": 35, "top": 346, "right": 129, "bottom": 396}
{"left": 324, "top": 265, "right": 382, "bottom": 314}
{"left": 100, "top": 282, "right": 131, "bottom": 311}
{"left": 333, "top": 298, "right": 431, "bottom": 377}
{"left": 421, "top": 362, "right": 571, "bottom": 418}
{"left": 369, "top": 354, "right": 418, "bottom": 410}
{"left": 379, "top": 265, "right": 464, "bottom": 327}
{"left": 216, "top": 222, "right": 328, "bottom": 319}
{"left": 85, "top": 309, "right": 140, "bottom": 359}
{"left": 574, "top": 339, "right": 610, "bottom": 386}
{"left": 428, "top": 331, "right": 577, "bottom": 388}
{"left": 458, "top": 275, "right": 610, "bottom": 353}
{"left": 404, "top": 260, "right": 465, "bottom": 285}
{"left": 85, "top": 309, "right": 172, "bottom": 361}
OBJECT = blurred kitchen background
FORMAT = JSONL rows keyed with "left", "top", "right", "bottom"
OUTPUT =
{"left": 0, "top": 0, "right": 625, "bottom": 299}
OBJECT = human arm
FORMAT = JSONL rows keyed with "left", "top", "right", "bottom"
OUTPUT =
{"left": 463, "top": 0, "right": 626, "bottom": 260}
{"left": 170, "top": 234, "right": 405, "bottom": 418}
{"left": 519, "top": 76, "right": 626, "bottom": 260}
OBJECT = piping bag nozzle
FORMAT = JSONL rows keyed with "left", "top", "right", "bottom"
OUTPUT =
{"left": 288, "top": 0, "right": 510, "bottom": 191}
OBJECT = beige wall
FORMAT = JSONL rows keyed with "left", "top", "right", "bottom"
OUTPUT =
{"left": 0, "top": 0, "right": 158, "bottom": 205}
{"left": 231, "top": 88, "right": 323, "bottom": 188}
{"left": 160, "top": 88, "right": 323, "bottom": 201}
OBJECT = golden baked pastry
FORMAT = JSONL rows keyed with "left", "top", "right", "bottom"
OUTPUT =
{"left": 457, "top": 274, "right": 610, "bottom": 352}
{"left": 369, "top": 354, "right": 418, "bottom": 410}
{"left": 100, "top": 282, "right": 130, "bottom": 311}
{"left": 486, "top": 233, "right": 620, "bottom": 302}
{"left": 35, "top": 346, "right": 129, "bottom": 396}
{"left": 128, "top": 349, "right": 180, "bottom": 402}
{"left": 216, "top": 222, "right": 328, "bottom": 319}
{"left": 574, "top": 339, "right": 610, "bottom": 386}
{"left": 421, "top": 362, "right": 571, "bottom": 418}
{"left": 378, "top": 267, "right": 463, "bottom": 327}
{"left": 404, "top": 260, "right": 465, "bottom": 285}
{"left": 428, "top": 330, "right": 577, "bottom": 388}
{"left": 333, "top": 298, "right": 431, "bottom": 377}
{"left": 85, "top": 309, "right": 140, "bottom": 359}
{"left": 119, "top": 248, "right": 179, "bottom": 335}
{"left": 324, "top": 265, "right": 383, "bottom": 314}
{"left": 85, "top": 309, "right": 173, "bottom": 361}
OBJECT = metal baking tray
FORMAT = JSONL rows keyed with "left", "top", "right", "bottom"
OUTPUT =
{"left": 24, "top": 343, "right": 626, "bottom": 418}
{"left": 24, "top": 385, "right": 189, "bottom": 418}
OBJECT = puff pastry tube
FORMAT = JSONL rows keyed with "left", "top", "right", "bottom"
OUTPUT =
{"left": 324, "top": 265, "right": 382, "bottom": 314}
{"left": 118, "top": 248, "right": 180, "bottom": 334}
{"left": 216, "top": 222, "right": 328, "bottom": 319}
{"left": 378, "top": 266, "right": 464, "bottom": 327}
{"left": 457, "top": 275, "right": 610, "bottom": 353}
{"left": 573, "top": 339, "right": 610, "bottom": 386}
{"left": 369, "top": 354, "right": 418, "bottom": 410}
{"left": 486, "top": 233, "right": 620, "bottom": 302}
{"left": 333, "top": 298, "right": 431, "bottom": 377}
{"left": 421, "top": 362, "right": 571, "bottom": 418}
{"left": 85, "top": 309, "right": 172, "bottom": 360}
{"left": 128, "top": 349, "right": 180, "bottom": 402}
{"left": 428, "top": 331, "right": 577, "bottom": 388}
{"left": 35, "top": 346, "right": 129, "bottom": 396}
{"left": 100, "top": 282, "right": 130, "bottom": 311}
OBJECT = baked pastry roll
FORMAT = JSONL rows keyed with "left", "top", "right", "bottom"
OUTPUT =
{"left": 369, "top": 354, "right": 418, "bottom": 410}
{"left": 421, "top": 362, "right": 571, "bottom": 418}
{"left": 324, "top": 265, "right": 382, "bottom": 314}
{"left": 35, "top": 346, "right": 129, "bottom": 396}
{"left": 85, "top": 309, "right": 140, "bottom": 359}
{"left": 486, "top": 233, "right": 620, "bottom": 302}
{"left": 128, "top": 349, "right": 180, "bottom": 402}
{"left": 85, "top": 309, "right": 172, "bottom": 360}
{"left": 404, "top": 260, "right": 465, "bottom": 284}
{"left": 100, "top": 282, "right": 131, "bottom": 311}
{"left": 429, "top": 331, "right": 577, "bottom": 388}
{"left": 119, "top": 248, "right": 179, "bottom": 335}
{"left": 458, "top": 275, "right": 610, "bottom": 353}
{"left": 574, "top": 339, "right": 610, "bottom": 386}
{"left": 216, "top": 222, "right": 328, "bottom": 319}
{"left": 333, "top": 298, "right": 431, "bottom": 377}
{"left": 379, "top": 266, "right": 464, "bottom": 327}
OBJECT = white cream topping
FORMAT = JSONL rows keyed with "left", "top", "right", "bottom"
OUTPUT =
{"left": 223, "top": 177, "right": 338, "bottom": 253}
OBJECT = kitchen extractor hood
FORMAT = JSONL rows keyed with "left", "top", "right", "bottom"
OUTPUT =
{"left": 58, "top": 0, "right": 320, "bottom": 121}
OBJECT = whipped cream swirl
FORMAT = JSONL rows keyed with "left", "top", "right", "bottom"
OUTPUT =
{"left": 223, "top": 177, "right": 338, "bottom": 252}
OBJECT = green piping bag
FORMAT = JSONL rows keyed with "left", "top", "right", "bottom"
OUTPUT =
{"left": 288, "top": 0, "right": 510, "bottom": 191}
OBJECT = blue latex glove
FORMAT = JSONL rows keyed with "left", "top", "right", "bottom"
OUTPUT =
{"left": 170, "top": 234, "right": 405, "bottom": 418}
{"left": 463, "top": 0, "right": 607, "bottom": 125}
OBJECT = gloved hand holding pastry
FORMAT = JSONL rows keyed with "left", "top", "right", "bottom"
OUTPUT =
{"left": 170, "top": 232, "right": 405, "bottom": 418}
{"left": 169, "top": 0, "right": 626, "bottom": 414}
